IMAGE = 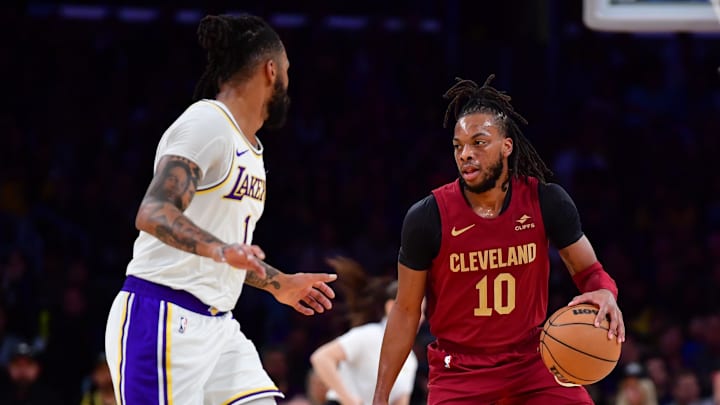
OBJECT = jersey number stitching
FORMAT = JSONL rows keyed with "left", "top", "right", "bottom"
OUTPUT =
{"left": 474, "top": 273, "right": 516, "bottom": 316}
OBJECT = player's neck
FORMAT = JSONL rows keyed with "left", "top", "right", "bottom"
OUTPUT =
{"left": 216, "top": 89, "right": 263, "bottom": 147}
{"left": 463, "top": 174, "right": 510, "bottom": 218}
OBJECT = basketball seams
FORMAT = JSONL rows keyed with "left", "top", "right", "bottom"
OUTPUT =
{"left": 548, "top": 304, "right": 604, "bottom": 326}
{"left": 547, "top": 305, "right": 575, "bottom": 325}
{"left": 539, "top": 341, "right": 598, "bottom": 384}
{"left": 549, "top": 322, "right": 610, "bottom": 332}
{"left": 540, "top": 304, "right": 621, "bottom": 385}
{"left": 541, "top": 331, "right": 618, "bottom": 363}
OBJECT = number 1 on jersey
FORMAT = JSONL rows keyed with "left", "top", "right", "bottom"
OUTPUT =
{"left": 474, "top": 273, "right": 516, "bottom": 316}
{"left": 242, "top": 215, "right": 251, "bottom": 244}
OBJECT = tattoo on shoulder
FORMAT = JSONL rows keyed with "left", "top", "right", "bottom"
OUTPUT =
{"left": 138, "top": 155, "right": 222, "bottom": 254}
{"left": 245, "top": 261, "right": 282, "bottom": 290}
{"left": 146, "top": 155, "right": 201, "bottom": 211}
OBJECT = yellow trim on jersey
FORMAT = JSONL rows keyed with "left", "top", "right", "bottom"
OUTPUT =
{"left": 196, "top": 153, "right": 235, "bottom": 194}
{"left": 220, "top": 386, "right": 282, "bottom": 405}
{"left": 202, "top": 101, "right": 262, "bottom": 158}
{"left": 165, "top": 303, "right": 174, "bottom": 405}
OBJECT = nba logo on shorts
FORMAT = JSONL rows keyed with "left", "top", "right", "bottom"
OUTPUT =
{"left": 179, "top": 316, "right": 188, "bottom": 334}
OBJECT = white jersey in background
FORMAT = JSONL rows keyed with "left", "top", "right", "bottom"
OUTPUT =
{"left": 326, "top": 320, "right": 418, "bottom": 404}
{"left": 126, "top": 99, "right": 266, "bottom": 312}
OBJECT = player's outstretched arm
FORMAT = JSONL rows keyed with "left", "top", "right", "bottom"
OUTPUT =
{"left": 244, "top": 260, "right": 337, "bottom": 315}
{"left": 373, "top": 264, "right": 425, "bottom": 405}
{"left": 560, "top": 235, "right": 625, "bottom": 343}
{"left": 135, "top": 154, "right": 265, "bottom": 275}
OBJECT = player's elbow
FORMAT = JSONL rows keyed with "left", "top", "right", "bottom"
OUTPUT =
{"left": 309, "top": 346, "right": 336, "bottom": 371}
{"left": 309, "top": 349, "right": 324, "bottom": 369}
{"left": 134, "top": 203, "right": 152, "bottom": 233}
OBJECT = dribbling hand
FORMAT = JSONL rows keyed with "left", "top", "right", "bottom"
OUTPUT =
{"left": 213, "top": 243, "right": 266, "bottom": 277}
{"left": 568, "top": 289, "right": 625, "bottom": 343}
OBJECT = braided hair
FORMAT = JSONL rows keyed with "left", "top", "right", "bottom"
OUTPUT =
{"left": 193, "top": 14, "right": 284, "bottom": 101}
{"left": 443, "top": 74, "right": 552, "bottom": 183}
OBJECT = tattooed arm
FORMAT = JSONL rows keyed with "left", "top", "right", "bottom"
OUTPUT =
{"left": 244, "top": 260, "right": 338, "bottom": 316}
{"left": 137, "top": 155, "right": 336, "bottom": 312}
{"left": 135, "top": 155, "right": 265, "bottom": 274}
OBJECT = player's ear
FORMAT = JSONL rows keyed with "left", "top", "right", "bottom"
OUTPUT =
{"left": 263, "top": 59, "right": 277, "bottom": 85}
{"left": 503, "top": 136, "right": 513, "bottom": 157}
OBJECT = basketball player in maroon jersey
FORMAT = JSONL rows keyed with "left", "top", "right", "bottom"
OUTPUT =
{"left": 372, "top": 75, "right": 624, "bottom": 405}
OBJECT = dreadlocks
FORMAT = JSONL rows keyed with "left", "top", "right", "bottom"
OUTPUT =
{"left": 443, "top": 74, "right": 552, "bottom": 183}
{"left": 193, "top": 14, "right": 284, "bottom": 101}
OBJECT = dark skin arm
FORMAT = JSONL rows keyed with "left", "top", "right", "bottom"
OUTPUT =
{"left": 561, "top": 235, "right": 625, "bottom": 343}
{"left": 373, "top": 263, "right": 425, "bottom": 405}
{"left": 137, "top": 154, "right": 336, "bottom": 314}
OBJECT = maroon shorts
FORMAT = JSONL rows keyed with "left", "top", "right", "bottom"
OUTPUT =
{"left": 426, "top": 333, "right": 593, "bottom": 405}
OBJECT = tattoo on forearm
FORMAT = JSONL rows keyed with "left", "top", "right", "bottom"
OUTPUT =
{"left": 244, "top": 261, "right": 282, "bottom": 290}
{"left": 144, "top": 200, "right": 222, "bottom": 254}
{"left": 139, "top": 155, "right": 221, "bottom": 255}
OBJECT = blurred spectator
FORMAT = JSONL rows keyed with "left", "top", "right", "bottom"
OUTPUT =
{"left": 615, "top": 362, "right": 658, "bottom": 405}
{"left": 2, "top": 2, "right": 720, "bottom": 403}
{"left": 0, "top": 302, "right": 23, "bottom": 368}
{"left": 281, "top": 369, "right": 328, "bottom": 405}
{"left": 646, "top": 353, "right": 673, "bottom": 405}
{"left": 79, "top": 353, "right": 116, "bottom": 405}
{"left": 44, "top": 283, "right": 95, "bottom": 403}
{"left": 0, "top": 341, "right": 57, "bottom": 405}
{"left": 262, "top": 344, "right": 293, "bottom": 399}
{"left": 667, "top": 370, "right": 713, "bottom": 405}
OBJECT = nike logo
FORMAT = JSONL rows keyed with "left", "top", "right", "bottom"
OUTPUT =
{"left": 451, "top": 224, "right": 475, "bottom": 237}
{"left": 236, "top": 149, "right": 249, "bottom": 157}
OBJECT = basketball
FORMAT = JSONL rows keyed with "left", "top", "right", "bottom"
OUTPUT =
{"left": 539, "top": 303, "right": 622, "bottom": 386}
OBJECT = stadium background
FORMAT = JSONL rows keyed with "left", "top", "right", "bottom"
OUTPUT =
{"left": 1, "top": 1, "right": 720, "bottom": 404}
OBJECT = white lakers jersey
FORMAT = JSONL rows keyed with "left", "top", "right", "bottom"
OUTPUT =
{"left": 126, "top": 100, "right": 266, "bottom": 311}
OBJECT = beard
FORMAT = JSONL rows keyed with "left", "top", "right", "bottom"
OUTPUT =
{"left": 459, "top": 153, "right": 505, "bottom": 194}
{"left": 263, "top": 78, "right": 291, "bottom": 130}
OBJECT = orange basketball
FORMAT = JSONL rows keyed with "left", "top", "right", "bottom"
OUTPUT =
{"left": 539, "top": 303, "right": 622, "bottom": 385}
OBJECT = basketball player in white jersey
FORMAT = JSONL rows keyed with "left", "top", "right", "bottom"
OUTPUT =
{"left": 105, "top": 14, "right": 338, "bottom": 405}
{"left": 311, "top": 257, "right": 421, "bottom": 405}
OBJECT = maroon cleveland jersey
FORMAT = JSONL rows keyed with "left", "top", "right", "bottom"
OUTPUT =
{"left": 428, "top": 176, "right": 549, "bottom": 350}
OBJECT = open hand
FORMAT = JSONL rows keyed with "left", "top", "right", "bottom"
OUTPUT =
{"left": 274, "top": 272, "right": 338, "bottom": 315}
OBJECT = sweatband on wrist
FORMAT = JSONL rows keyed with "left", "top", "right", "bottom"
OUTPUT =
{"left": 572, "top": 262, "right": 618, "bottom": 300}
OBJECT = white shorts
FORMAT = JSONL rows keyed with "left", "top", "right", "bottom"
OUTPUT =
{"left": 105, "top": 276, "right": 283, "bottom": 405}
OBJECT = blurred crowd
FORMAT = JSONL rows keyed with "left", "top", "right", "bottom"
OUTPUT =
{"left": 1, "top": 1, "right": 720, "bottom": 404}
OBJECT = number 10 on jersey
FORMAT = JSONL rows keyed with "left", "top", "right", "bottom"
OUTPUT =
{"left": 474, "top": 273, "right": 516, "bottom": 316}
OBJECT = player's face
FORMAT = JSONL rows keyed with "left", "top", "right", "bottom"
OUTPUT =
{"left": 264, "top": 51, "right": 291, "bottom": 130}
{"left": 453, "top": 112, "right": 512, "bottom": 194}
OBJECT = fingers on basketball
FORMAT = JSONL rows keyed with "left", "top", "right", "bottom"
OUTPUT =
{"left": 540, "top": 303, "right": 623, "bottom": 386}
